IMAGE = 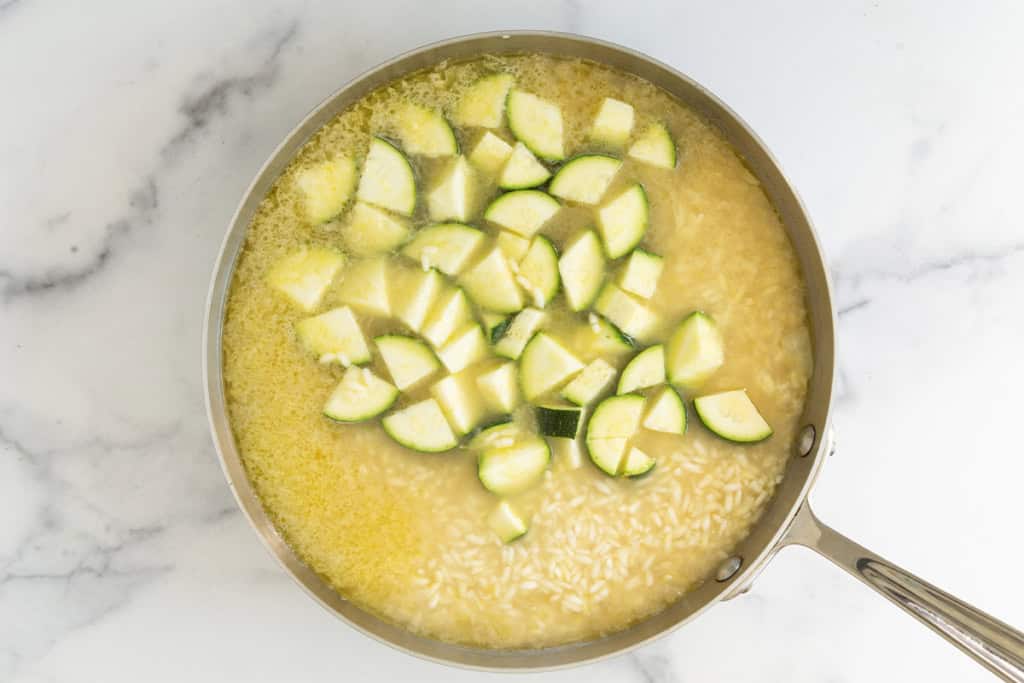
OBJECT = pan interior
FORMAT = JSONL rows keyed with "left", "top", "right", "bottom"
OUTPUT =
{"left": 204, "top": 32, "right": 835, "bottom": 670}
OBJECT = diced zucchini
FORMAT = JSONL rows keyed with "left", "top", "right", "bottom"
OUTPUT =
{"left": 622, "top": 446, "right": 656, "bottom": 477}
{"left": 267, "top": 247, "right": 344, "bottom": 312}
{"left": 468, "top": 131, "right": 514, "bottom": 174}
{"left": 382, "top": 398, "right": 459, "bottom": 453}
{"left": 618, "top": 345, "right": 665, "bottom": 394}
{"left": 431, "top": 373, "right": 486, "bottom": 435}
{"left": 597, "top": 184, "right": 648, "bottom": 259}
{"left": 549, "top": 155, "right": 621, "bottom": 205}
{"left": 455, "top": 73, "right": 515, "bottom": 129}
{"left": 340, "top": 202, "right": 411, "bottom": 256}
{"left": 484, "top": 190, "right": 561, "bottom": 237}
{"left": 401, "top": 223, "right": 485, "bottom": 276}
{"left": 618, "top": 249, "right": 663, "bottom": 299}
{"left": 488, "top": 500, "right": 528, "bottom": 543}
{"left": 497, "top": 230, "right": 530, "bottom": 261}
{"left": 498, "top": 142, "right": 551, "bottom": 190}
{"left": 586, "top": 394, "right": 645, "bottom": 475}
{"left": 295, "top": 155, "right": 357, "bottom": 224}
{"left": 427, "top": 156, "right": 474, "bottom": 222}
{"left": 468, "top": 420, "right": 522, "bottom": 450}
{"left": 519, "top": 332, "right": 584, "bottom": 401}
{"left": 535, "top": 404, "right": 582, "bottom": 438}
{"left": 295, "top": 306, "right": 371, "bottom": 366}
{"left": 580, "top": 313, "right": 636, "bottom": 356}
{"left": 481, "top": 311, "right": 511, "bottom": 344}
{"left": 548, "top": 436, "right": 583, "bottom": 469}
{"left": 478, "top": 436, "right": 550, "bottom": 495}
{"left": 437, "top": 323, "right": 489, "bottom": 373}
{"left": 335, "top": 256, "right": 390, "bottom": 317}
{"left": 561, "top": 358, "right": 617, "bottom": 405}
{"left": 558, "top": 231, "right": 605, "bottom": 311}
{"left": 666, "top": 312, "right": 724, "bottom": 388}
{"left": 392, "top": 267, "right": 445, "bottom": 332}
{"left": 356, "top": 137, "right": 417, "bottom": 216}
{"left": 421, "top": 287, "right": 473, "bottom": 348}
{"left": 694, "top": 389, "right": 772, "bottom": 443}
{"left": 642, "top": 386, "right": 686, "bottom": 435}
{"left": 506, "top": 89, "right": 565, "bottom": 161}
{"left": 590, "top": 98, "right": 635, "bottom": 147}
{"left": 375, "top": 335, "right": 440, "bottom": 390}
{"left": 459, "top": 247, "right": 524, "bottom": 313}
{"left": 516, "top": 236, "right": 559, "bottom": 308}
{"left": 395, "top": 103, "right": 458, "bottom": 157}
{"left": 594, "top": 283, "right": 661, "bottom": 342}
{"left": 323, "top": 367, "right": 398, "bottom": 422}
{"left": 628, "top": 123, "right": 677, "bottom": 169}
{"left": 476, "top": 362, "right": 520, "bottom": 413}
{"left": 494, "top": 308, "right": 546, "bottom": 360}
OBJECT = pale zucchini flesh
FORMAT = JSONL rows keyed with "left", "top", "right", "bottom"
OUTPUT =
{"left": 475, "top": 362, "right": 521, "bottom": 413}
{"left": 594, "top": 283, "right": 661, "bottom": 342}
{"left": 558, "top": 231, "right": 606, "bottom": 311}
{"left": 516, "top": 236, "right": 560, "bottom": 308}
{"left": 375, "top": 335, "right": 440, "bottom": 391}
{"left": 335, "top": 256, "right": 390, "bottom": 317}
{"left": 549, "top": 155, "right": 622, "bottom": 205}
{"left": 642, "top": 386, "right": 686, "bottom": 435}
{"left": 561, "top": 358, "right": 617, "bottom": 406}
{"left": 340, "top": 202, "right": 411, "bottom": 257}
{"left": 323, "top": 367, "right": 398, "bottom": 422}
{"left": 694, "top": 389, "right": 772, "bottom": 443}
{"left": 468, "top": 131, "right": 514, "bottom": 174}
{"left": 392, "top": 267, "right": 445, "bottom": 332}
{"left": 488, "top": 500, "right": 528, "bottom": 543}
{"left": 401, "top": 223, "right": 484, "bottom": 276}
{"left": 628, "top": 122, "right": 677, "bottom": 169}
{"left": 622, "top": 446, "right": 656, "bottom": 477}
{"left": 506, "top": 89, "right": 565, "bottom": 161}
{"left": 494, "top": 307, "right": 547, "bottom": 360}
{"left": 382, "top": 398, "right": 459, "bottom": 452}
{"left": 575, "top": 314, "right": 636, "bottom": 358}
{"left": 618, "top": 249, "right": 664, "bottom": 299}
{"left": 478, "top": 436, "right": 550, "bottom": 495}
{"left": 518, "top": 332, "right": 584, "bottom": 401}
{"left": 666, "top": 312, "right": 724, "bottom": 388}
{"left": 484, "top": 190, "right": 561, "bottom": 238}
{"left": 586, "top": 394, "right": 645, "bottom": 475}
{"left": 617, "top": 344, "right": 665, "bottom": 394}
{"left": 395, "top": 103, "right": 458, "bottom": 157}
{"left": 597, "top": 184, "right": 649, "bottom": 259}
{"left": 427, "top": 156, "right": 474, "bottom": 222}
{"left": 590, "top": 97, "right": 635, "bottom": 147}
{"left": 356, "top": 137, "right": 417, "bottom": 216}
{"left": 436, "top": 323, "right": 489, "bottom": 373}
{"left": 496, "top": 230, "right": 530, "bottom": 261}
{"left": 498, "top": 142, "right": 551, "bottom": 190}
{"left": 459, "top": 247, "right": 524, "bottom": 313}
{"left": 455, "top": 73, "right": 514, "bottom": 129}
{"left": 295, "top": 306, "right": 371, "bottom": 366}
{"left": 431, "top": 373, "right": 487, "bottom": 435}
{"left": 547, "top": 436, "right": 584, "bottom": 470}
{"left": 296, "top": 155, "right": 357, "bottom": 224}
{"left": 421, "top": 287, "right": 473, "bottom": 348}
{"left": 267, "top": 247, "right": 345, "bottom": 312}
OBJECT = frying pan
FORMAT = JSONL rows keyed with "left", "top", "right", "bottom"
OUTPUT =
{"left": 202, "top": 31, "right": 1024, "bottom": 680}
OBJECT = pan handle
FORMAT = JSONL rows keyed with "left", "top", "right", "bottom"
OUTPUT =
{"left": 781, "top": 502, "right": 1024, "bottom": 682}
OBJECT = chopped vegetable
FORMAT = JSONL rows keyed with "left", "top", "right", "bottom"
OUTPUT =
{"left": 395, "top": 103, "right": 458, "bottom": 157}
{"left": 519, "top": 333, "right": 584, "bottom": 401}
{"left": 295, "top": 306, "right": 371, "bottom": 366}
{"left": 431, "top": 373, "right": 487, "bottom": 435}
{"left": 459, "top": 247, "right": 525, "bottom": 313}
{"left": 617, "top": 345, "right": 665, "bottom": 394}
{"left": 341, "top": 202, "right": 411, "bottom": 256}
{"left": 436, "top": 323, "right": 489, "bottom": 373}
{"left": 597, "top": 184, "right": 648, "bottom": 258}
{"left": 335, "top": 256, "right": 390, "bottom": 317}
{"left": 666, "top": 312, "right": 724, "bottom": 388}
{"left": 468, "top": 131, "right": 514, "bottom": 174}
{"left": 516, "top": 236, "right": 560, "bottom": 308}
{"left": 484, "top": 190, "right": 561, "bottom": 237}
{"left": 535, "top": 404, "right": 582, "bottom": 438}
{"left": 594, "top": 283, "right": 661, "bottom": 342}
{"left": 324, "top": 367, "right": 398, "bottom": 422}
{"left": 401, "top": 223, "right": 485, "bottom": 276}
{"left": 356, "top": 137, "right": 416, "bottom": 216}
{"left": 590, "top": 97, "right": 635, "bottom": 147}
{"left": 382, "top": 398, "right": 459, "bottom": 452}
{"left": 488, "top": 500, "right": 528, "bottom": 543}
{"left": 494, "top": 308, "right": 546, "bottom": 360}
{"left": 618, "top": 249, "right": 663, "bottom": 299}
{"left": 558, "top": 231, "right": 606, "bottom": 311}
{"left": 506, "top": 89, "right": 565, "bottom": 161}
{"left": 621, "top": 446, "right": 656, "bottom": 477}
{"left": 642, "top": 386, "right": 686, "bottom": 435}
{"left": 375, "top": 335, "right": 440, "bottom": 390}
{"left": 498, "top": 142, "right": 551, "bottom": 189}
{"left": 421, "top": 287, "right": 473, "bottom": 348}
{"left": 267, "top": 247, "right": 345, "bottom": 312}
{"left": 627, "top": 122, "right": 676, "bottom": 169}
{"left": 296, "top": 155, "right": 357, "bottom": 224}
{"left": 694, "top": 389, "right": 772, "bottom": 443}
{"left": 476, "top": 362, "right": 521, "bottom": 413}
{"left": 561, "top": 358, "right": 617, "bottom": 406}
{"left": 427, "top": 156, "right": 474, "bottom": 222}
{"left": 478, "top": 436, "right": 550, "bottom": 495}
{"left": 549, "top": 155, "right": 621, "bottom": 205}
{"left": 455, "top": 73, "right": 514, "bottom": 129}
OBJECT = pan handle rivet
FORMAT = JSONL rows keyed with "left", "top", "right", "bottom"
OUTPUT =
{"left": 715, "top": 556, "right": 742, "bottom": 582}
{"left": 797, "top": 425, "right": 816, "bottom": 457}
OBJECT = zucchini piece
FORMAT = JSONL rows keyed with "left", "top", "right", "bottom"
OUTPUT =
{"left": 586, "top": 437, "right": 628, "bottom": 476}
{"left": 535, "top": 404, "right": 582, "bottom": 438}
{"left": 694, "top": 389, "right": 772, "bottom": 443}
{"left": 617, "top": 345, "right": 665, "bottom": 394}
{"left": 498, "top": 142, "right": 551, "bottom": 190}
{"left": 488, "top": 500, "right": 528, "bottom": 543}
{"left": 558, "top": 231, "right": 605, "bottom": 311}
{"left": 642, "top": 386, "right": 686, "bottom": 435}
{"left": 401, "top": 223, "right": 484, "bottom": 276}
{"left": 478, "top": 436, "right": 550, "bottom": 495}
{"left": 497, "top": 230, "right": 530, "bottom": 261}
{"left": 475, "top": 362, "right": 521, "bottom": 413}
{"left": 561, "top": 358, "right": 616, "bottom": 405}
{"left": 421, "top": 287, "right": 473, "bottom": 348}
{"left": 506, "top": 89, "right": 565, "bottom": 161}
{"left": 519, "top": 332, "right": 584, "bottom": 401}
{"left": 468, "top": 131, "right": 514, "bottom": 174}
{"left": 590, "top": 97, "right": 635, "bottom": 147}
{"left": 481, "top": 311, "right": 511, "bottom": 344}
{"left": 597, "top": 184, "right": 648, "bottom": 258}
{"left": 427, "top": 156, "right": 474, "bottom": 222}
{"left": 455, "top": 73, "right": 514, "bottom": 129}
{"left": 392, "top": 267, "right": 445, "bottom": 333}
{"left": 618, "top": 249, "right": 664, "bottom": 299}
{"left": 437, "top": 323, "right": 489, "bottom": 373}
{"left": 549, "top": 155, "right": 622, "bottom": 205}
{"left": 628, "top": 123, "right": 677, "bottom": 169}
{"left": 431, "top": 373, "right": 486, "bottom": 435}
{"left": 622, "top": 446, "right": 656, "bottom": 477}
{"left": 585, "top": 394, "right": 645, "bottom": 475}
{"left": 459, "top": 247, "right": 524, "bottom": 313}
{"left": 593, "top": 283, "right": 661, "bottom": 342}
{"left": 335, "top": 256, "right": 390, "bottom": 317}
{"left": 548, "top": 436, "right": 584, "bottom": 469}
{"left": 295, "top": 155, "right": 357, "bottom": 224}
{"left": 375, "top": 335, "right": 440, "bottom": 391}
{"left": 323, "top": 367, "right": 398, "bottom": 423}
{"left": 484, "top": 190, "right": 561, "bottom": 237}
{"left": 340, "top": 202, "right": 411, "bottom": 256}
{"left": 395, "top": 103, "right": 458, "bottom": 157}
{"left": 382, "top": 398, "right": 459, "bottom": 453}
{"left": 494, "top": 308, "right": 546, "bottom": 360}
{"left": 666, "top": 312, "right": 724, "bottom": 388}
{"left": 295, "top": 306, "right": 371, "bottom": 366}
{"left": 356, "top": 137, "right": 416, "bottom": 216}
{"left": 582, "top": 313, "right": 636, "bottom": 355}
{"left": 267, "top": 247, "right": 345, "bottom": 312}
{"left": 468, "top": 420, "right": 522, "bottom": 450}
{"left": 516, "top": 235, "right": 560, "bottom": 308}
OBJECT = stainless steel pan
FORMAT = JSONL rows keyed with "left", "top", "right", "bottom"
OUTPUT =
{"left": 202, "top": 31, "right": 1024, "bottom": 680}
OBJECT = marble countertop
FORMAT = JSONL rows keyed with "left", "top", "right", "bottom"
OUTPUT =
{"left": 3, "top": 2, "right": 1023, "bottom": 681}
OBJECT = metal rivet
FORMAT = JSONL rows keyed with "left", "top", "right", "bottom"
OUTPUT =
{"left": 797, "top": 424, "right": 816, "bottom": 457}
{"left": 715, "top": 556, "right": 742, "bottom": 582}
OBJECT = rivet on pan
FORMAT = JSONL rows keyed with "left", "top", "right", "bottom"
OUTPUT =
{"left": 797, "top": 425, "right": 816, "bottom": 457}
{"left": 715, "top": 556, "right": 742, "bottom": 582}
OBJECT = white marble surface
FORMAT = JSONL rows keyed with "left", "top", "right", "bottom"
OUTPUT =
{"left": 2, "top": 1, "right": 1023, "bottom": 681}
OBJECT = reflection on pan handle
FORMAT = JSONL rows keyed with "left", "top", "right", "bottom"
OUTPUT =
{"left": 782, "top": 503, "right": 1024, "bottom": 682}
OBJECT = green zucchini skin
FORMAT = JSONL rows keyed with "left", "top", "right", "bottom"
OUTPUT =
{"left": 535, "top": 405, "right": 583, "bottom": 438}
